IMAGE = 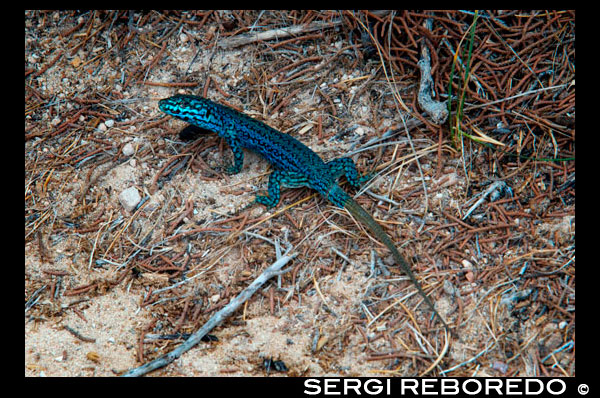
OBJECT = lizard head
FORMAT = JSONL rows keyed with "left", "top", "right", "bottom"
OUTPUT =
{"left": 159, "top": 95, "right": 219, "bottom": 130}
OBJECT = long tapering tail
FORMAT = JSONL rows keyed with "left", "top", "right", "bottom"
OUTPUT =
{"left": 343, "top": 196, "right": 450, "bottom": 332}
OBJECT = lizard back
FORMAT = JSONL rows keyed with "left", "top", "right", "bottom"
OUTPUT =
{"left": 159, "top": 95, "right": 336, "bottom": 193}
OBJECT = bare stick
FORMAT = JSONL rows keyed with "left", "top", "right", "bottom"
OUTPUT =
{"left": 417, "top": 18, "right": 448, "bottom": 125}
{"left": 217, "top": 19, "right": 342, "bottom": 49}
{"left": 121, "top": 253, "right": 296, "bottom": 377}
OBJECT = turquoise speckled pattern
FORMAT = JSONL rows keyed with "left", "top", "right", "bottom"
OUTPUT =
{"left": 159, "top": 95, "right": 363, "bottom": 208}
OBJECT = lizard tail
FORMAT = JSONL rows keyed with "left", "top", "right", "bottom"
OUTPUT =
{"left": 343, "top": 196, "right": 451, "bottom": 332}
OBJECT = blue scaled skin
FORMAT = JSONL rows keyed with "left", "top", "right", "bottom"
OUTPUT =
{"left": 159, "top": 94, "right": 451, "bottom": 333}
{"left": 159, "top": 95, "right": 361, "bottom": 208}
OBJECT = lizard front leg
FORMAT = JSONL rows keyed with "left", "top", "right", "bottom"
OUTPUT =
{"left": 223, "top": 136, "right": 245, "bottom": 174}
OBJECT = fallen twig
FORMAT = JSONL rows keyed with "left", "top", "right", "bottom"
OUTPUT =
{"left": 217, "top": 19, "right": 342, "bottom": 49}
{"left": 462, "top": 181, "right": 512, "bottom": 220}
{"left": 121, "top": 250, "right": 296, "bottom": 377}
{"left": 417, "top": 18, "right": 448, "bottom": 125}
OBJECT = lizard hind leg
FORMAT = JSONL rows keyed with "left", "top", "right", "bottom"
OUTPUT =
{"left": 254, "top": 169, "right": 310, "bottom": 209}
{"left": 326, "top": 157, "right": 369, "bottom": 189}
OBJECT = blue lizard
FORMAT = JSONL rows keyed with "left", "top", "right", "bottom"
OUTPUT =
{"left": 159, "top": 94, "right": 450, "bottom": 332}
